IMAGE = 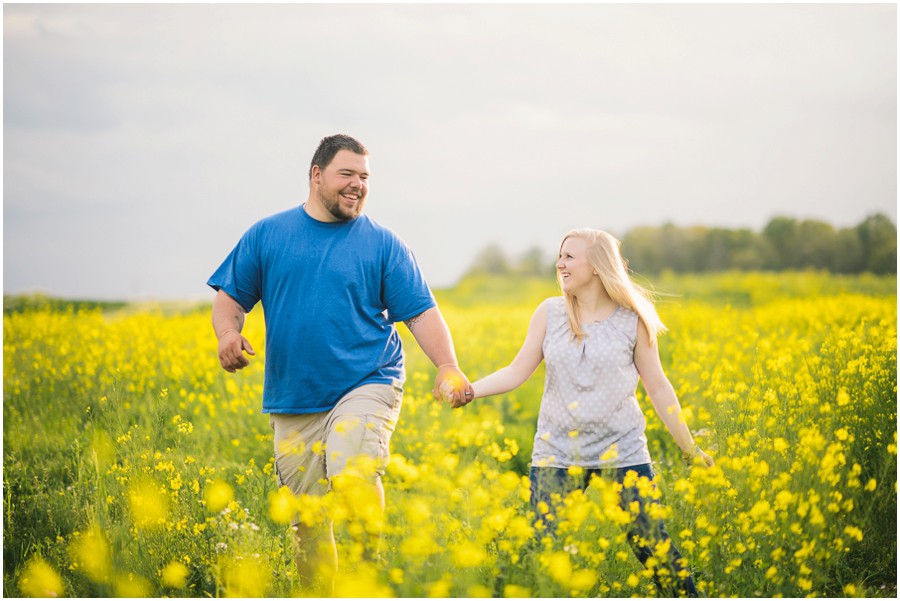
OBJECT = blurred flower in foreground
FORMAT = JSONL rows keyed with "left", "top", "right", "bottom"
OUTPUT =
{"left": 503, "top": 584, "right": 531, "bottom": 597}
{"left": 221, "top": 555, "right": 270, "bottom": 598}
{"left": 113, "top": 572, "right": 151, "bottom": 597}
{"left": 18, "top": 557, "right": 64, "bottom": 597}
{"left": 334, "top": 563, "right": 393, "bottom": 597}
{"left": 268, "top": 486, "right": 296, "bottom": 525}
{"left": 69, "top": 523, "right": 111, "bottom": 583}
{"left": 128, "top": 479, "right": 169, "bottom": 529}
{"left": 204, "top": 479, "right": 235, "bottom": 513}
{"left": 161, "top": 561, "right": 190, "bottom": 589}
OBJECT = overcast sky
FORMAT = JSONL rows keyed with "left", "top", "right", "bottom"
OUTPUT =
{"left": 3, "top": 3, "right": 897, "bottom": 300}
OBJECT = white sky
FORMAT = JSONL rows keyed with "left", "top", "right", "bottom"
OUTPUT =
{"left": 3, "top": 3, "right": 897, "bottom": 300}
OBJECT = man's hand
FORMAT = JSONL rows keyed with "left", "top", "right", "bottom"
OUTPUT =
{"left": 218, "top": 330, "right": 256, "bottom": 373}
{"left": 432, "top": 364, "right": 474, "bottom": 409}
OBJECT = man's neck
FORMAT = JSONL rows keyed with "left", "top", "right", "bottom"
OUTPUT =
{"left": 303, "top": 197, "right": 339, "bottom": 223}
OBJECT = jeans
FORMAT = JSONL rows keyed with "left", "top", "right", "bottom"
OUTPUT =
{"left": 529, "top": 464, "right": 699, "bottom": 597}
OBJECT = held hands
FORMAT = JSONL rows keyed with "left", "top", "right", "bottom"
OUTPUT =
{"left": 218, "top": 329, "right": 256, "bottom": 373}
{"left": 683, "top": 444, "right": 715, "bottom": 468}
{"left": 432, "top": 364, "right": 475, "bottom": 409}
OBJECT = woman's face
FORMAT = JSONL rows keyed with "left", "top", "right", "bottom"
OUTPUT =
{"left": 557, "top": 236, "right": 595, "bottom": 293}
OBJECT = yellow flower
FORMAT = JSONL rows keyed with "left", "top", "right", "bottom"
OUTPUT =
{"left": 268, "top": 486, "right": 296, "bottom": 525}
{"left": 334, "top": 563, "right": 393, "bottom": 597}
{"left": 836, "top": 389, "right": 851, "bottom": 406}
{"left": 203, "top": 479, "right": 234, "bottom": 513}
{"left": 426, "top": 575, "right": 452, "bottom": 598}
{"left": 128, "top": 480, "right": 169, "bottom": 529}
{"left": 599, "top": 445, "right": 619, "bottom": 461}
{"left": 748, "top": 500, "right": 772, "bottom": 521}
{"left": 547, "top": 551, "right": 572, "bottom": 584}
{"left": 18, "top": 557, "right": 64, "bottom": 598}
{"left": 503, "top": 584, "right": 531, "bottom": 597}
{"left": 451, "top": 540, "right": 487, "bottom": 569}
{"left": 499, "top": 471, "right": 521, "bottom": 491}
{"left": 221, "top": 555, "right": 270, "bottom": 598}
{"left": 570, "top": 569, "right": 597, "bottom": 592}
{"left": 69, "top": 524, "right": 111, "bottom": 583}
{"left": 113, "top": 572, "right": 151, "bottom": 597}
{"left": 506, "top": 515, "right": 534, "bottom": 543}
{"left": 161, "top": 561, "right": 190, "bottom": 589}
{"left": 469, "top": 584, "right": 492, "bottom": 597}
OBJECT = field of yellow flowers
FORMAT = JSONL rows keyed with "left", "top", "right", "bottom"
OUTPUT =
{"left": 3, "top": 272, "right": 896, "bottom": 597}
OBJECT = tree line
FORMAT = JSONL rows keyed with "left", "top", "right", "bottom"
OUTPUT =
{"left": 464, "top": 213, "right": 897, "bottom": 278}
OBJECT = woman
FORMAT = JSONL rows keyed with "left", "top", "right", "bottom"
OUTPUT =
{"left": 462, "top": 228, "right": 713, "bottom": 597}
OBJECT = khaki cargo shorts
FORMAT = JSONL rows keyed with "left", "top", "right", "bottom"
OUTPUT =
{"left": 269, "top": 382, "right": 403, "bottom": 501}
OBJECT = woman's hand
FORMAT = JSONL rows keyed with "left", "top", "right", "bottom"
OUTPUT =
{"left": 684, "top": 444, "right": 715, "bottom": 468}
{"left": 437, "top": 379, "right": 474, "bottom": 408}
{"left": 432, "top": 364, "right": 474, "bottom": 408}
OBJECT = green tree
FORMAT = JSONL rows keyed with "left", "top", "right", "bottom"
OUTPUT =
{"left": 856, "top": 214, "right": 897, "bottom": 274}
{"left": 762, "top": 216, "right": 800, "bottom": 269}
{"left": 832, "top": 228, "right": 864, "bottom": 273}
{"left": 795, "top": 220, "right": 838, "bottom": 270}
{"left": 515, "top": 246, "right": 553, "bottom": 277}
{"left": 621, "top": 227, "right": 665, "bottom": 273}
{"left": 466, "top": 243, "right": 511, "bottom": 276}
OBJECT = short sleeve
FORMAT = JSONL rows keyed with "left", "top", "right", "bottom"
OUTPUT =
{"left": 207, "top": 225, "right": 263, "bottom": 313}
{"left": 380, "top": 234, "right": 436, "bottom": 323}
{"left": 609, "top": 307, "right": 640, "bottom": 349}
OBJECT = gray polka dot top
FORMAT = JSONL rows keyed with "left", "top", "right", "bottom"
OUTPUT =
{"left": 531, "top": 296, "right": 652, "bottom": 469}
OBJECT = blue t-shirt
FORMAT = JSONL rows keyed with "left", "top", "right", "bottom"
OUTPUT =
{"left": 207, "top": 206, "right": 436, "bottom": 414}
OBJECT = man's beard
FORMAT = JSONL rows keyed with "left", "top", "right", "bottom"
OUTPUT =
{"left": 318, "top": 188, "right": 365, "bottom": 221}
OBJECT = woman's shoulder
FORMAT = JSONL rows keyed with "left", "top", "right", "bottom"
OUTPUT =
{"left": 538, "top": 296, "right": 566, "bottom": 313}
{"left": 610, "top": 305, "right": 640, "bottom": 337}
{"left": 616, "top": 304, "right": 638, "bottom": 319}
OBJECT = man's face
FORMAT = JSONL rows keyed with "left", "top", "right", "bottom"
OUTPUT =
{"left": 312, "top": 150, "right": 370, "bottom": 221}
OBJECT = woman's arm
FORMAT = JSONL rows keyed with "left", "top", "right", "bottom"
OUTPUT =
{"left": 469, "top": 299, "right": 550, "bottom": 399}
{"left": 634, "top": 325, "right": 714, "bottom": 467}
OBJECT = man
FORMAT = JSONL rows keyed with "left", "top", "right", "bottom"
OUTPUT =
{"left": 208, "top": 134, "right": 472, "bottom": 592}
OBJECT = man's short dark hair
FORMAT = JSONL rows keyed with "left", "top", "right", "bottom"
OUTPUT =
{"left": 309, "top": 134, "right": 368, "bottom": 179}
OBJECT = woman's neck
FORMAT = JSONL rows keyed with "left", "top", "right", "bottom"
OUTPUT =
{"left": 572, "top": 283, "right": 617, "bottom": 320}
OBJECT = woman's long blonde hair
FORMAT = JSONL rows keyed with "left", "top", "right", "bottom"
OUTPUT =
{"left": 559, "top": 228, "right": 667, "bottom": 344}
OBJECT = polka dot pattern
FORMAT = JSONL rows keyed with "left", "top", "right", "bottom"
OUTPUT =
{"left": 532, "top": 297, "right": 652, "bottom": 469}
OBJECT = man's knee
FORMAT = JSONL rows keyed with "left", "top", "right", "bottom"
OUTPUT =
{"left": 330, "top": 473, "right": 385, "bottom": 521}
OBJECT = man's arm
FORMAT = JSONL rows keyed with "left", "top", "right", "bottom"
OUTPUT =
{"left": 212, "top": 289, "right": 256, "bottom": 373}
{"left": 403, "top": 306, "right": 473, "bottom": 408}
